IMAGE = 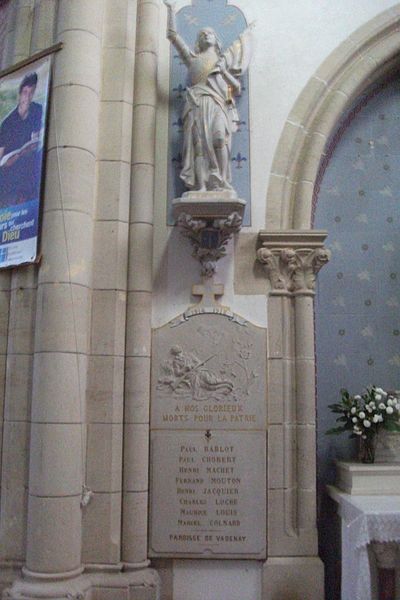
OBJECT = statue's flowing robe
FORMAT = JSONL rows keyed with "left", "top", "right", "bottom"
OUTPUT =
{"left": 172, "top": 29, "right": 252, "bottom": 190}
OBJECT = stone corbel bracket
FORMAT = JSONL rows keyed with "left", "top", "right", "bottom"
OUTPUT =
{"left": 173, "top": 194, "right": 246, "bottom": 278}
{"left": 256, "top": 230, "right": 331, "bottom": 295}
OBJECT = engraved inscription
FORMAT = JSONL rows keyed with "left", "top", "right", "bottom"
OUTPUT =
{"left": 149, "top": 431, "right": 266, "bottom": 558}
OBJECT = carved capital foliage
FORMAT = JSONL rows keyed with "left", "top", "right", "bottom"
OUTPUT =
{"left": 256, "top": 230, "right": 331, "bottom": 295}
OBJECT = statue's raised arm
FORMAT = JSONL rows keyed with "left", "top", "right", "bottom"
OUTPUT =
{"left": 164, "top": 1, "right": 254, "bottom": 194}
{"left": 163, "top": 1, "right": 192, "bottom": 66}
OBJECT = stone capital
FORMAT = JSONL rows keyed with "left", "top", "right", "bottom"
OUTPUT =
{"left": 256, "top": 230, "right": 331, "bottom": 295}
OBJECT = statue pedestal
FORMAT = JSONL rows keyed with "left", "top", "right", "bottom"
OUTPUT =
{"left": 172, "top": 190, "right": 246, "bottom": 221}
{"left": 172, "top": 191, "right": 246, "bottom": 278}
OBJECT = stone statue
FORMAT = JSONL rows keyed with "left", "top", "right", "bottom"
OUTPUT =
{"left": 164, "top": 0, "right": 253, "bottom": 194}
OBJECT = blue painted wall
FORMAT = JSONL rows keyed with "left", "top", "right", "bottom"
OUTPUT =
{"left": 314, "top": 75, "right": 400, "bottom": 598}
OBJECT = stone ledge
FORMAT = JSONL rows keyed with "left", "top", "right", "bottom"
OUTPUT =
{"left": 336, "top": 461, "right": 400, "bottom": 495}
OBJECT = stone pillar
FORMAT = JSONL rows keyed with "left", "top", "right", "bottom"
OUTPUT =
{"left": 122, "top": 0, "right": 160, "bottom": 571}
{"left": 0, "top": 0, "right": 42, "bottom": 572}
{"left": 4, "top": 1, "right": 103, "bottom": 598}
{"left": 82, "top": 0, "right": 135, "bottom": 568}
{"left": 257, "top": 231, "right": 330, "bottom": 600}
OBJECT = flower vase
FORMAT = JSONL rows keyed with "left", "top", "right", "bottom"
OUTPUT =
{"left": 359, "top": 435, "right": 376, "bottom": 464}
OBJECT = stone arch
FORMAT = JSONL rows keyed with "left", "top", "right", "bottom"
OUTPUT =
{"left": 265, "top": 4, "right": 400, "bottom": 231}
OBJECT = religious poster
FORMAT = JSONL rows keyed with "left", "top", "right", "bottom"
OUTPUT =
{"left": 0, "top": 55, "right": 51, "bottom": 268}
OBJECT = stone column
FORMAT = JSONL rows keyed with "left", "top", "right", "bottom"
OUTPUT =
{"left": 5, "top": 1, "right": 103, "bottom": 598}
{"left": 122, "top": 0, "right": 159, "bottom": 571}
{"left": 257, "top": 231, "right": 330, "bottom": 600}
{"left": 0, "top": 0, "right": 44, "bottom": 573}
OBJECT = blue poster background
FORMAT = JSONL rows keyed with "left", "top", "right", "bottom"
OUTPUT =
{"left": 0, "top": 55, "right": 51, "bottom": 268}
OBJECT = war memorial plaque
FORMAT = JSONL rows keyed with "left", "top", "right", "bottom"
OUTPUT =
{"left": 149, "top": 311, "right": 267, "bottom": 559}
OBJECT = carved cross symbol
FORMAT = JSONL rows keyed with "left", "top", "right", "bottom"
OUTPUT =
{"left": 205, "top": 430, "right": 212, "bottom": 440}
{"left": 192, "top": 279, "right": 224, "bottom": 308}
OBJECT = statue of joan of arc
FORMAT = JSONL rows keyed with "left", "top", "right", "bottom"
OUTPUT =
{"left": 164, "top": 1, "right": 253, "bottom": 194}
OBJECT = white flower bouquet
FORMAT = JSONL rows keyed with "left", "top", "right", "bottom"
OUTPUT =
{"left": 326, "top": 386, "right": 400, "bottom": 463}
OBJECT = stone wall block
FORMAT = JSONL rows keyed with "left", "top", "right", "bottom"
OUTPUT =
{"left": 5, "top": 354, "right": 32, "bottom": 422}
{"left": 47, "top": 86, "right": 99, "bottom": 157}
{"left": 98, "top": 101, "right": 133, "bottom": 163}
{"left": 294, "top": 296, "right": 315, "bottom": 358}
{"left": 11, "top": 264, "right": 37, "bottom": 291}
{"left": 7, "top": 288, "right": 35, "bottom": 355}
{"left": 87, "top": 356, "right": 124, "bottom": 423}
{"left": 282, "top": 358, "right": 296, "bottom": 423}
{"left": 12, "top": 2, "right": 33, "bottom": 62}
{"left": 0, "top": 421, "right": 30, "bottom": 560}
{"left": 312, "top": 89, "right": 349, "bottom": 139}
{"left": 288, "top": 77, "right": 328, "bottom": 128}
{"left": 26, "top": 495, "right": 82, "bottom": 573}
{"left": 127, "top": 224, "right": 153, "bottom": 292}
{"left": 91, "top": 290, "right": 127, "bottom": 357}
{"left": 53, "top": 29, "right": 101, "bottom": 92}
{"left": 82, "top": 492, "right": 122, "bottom": 565}
{"left": 124, "top": 356, "right": 150, "bottom": 424}
{"left": 39, "top": 210, "right": 94, "bottom": 287}
{"left": 57, "top": 0, "right": 104, "bottom": 37}
{"left": 293, "top": 180, "right": 314, "bottom": 230}
{"left": 29, "top": 423, "right": 83, "bottom": 496}
{"left": 96, "top": 161, "right": 130, "bottom": 223}
{"left": 297, "top": 131, "right": 327, "bottom": 184}
{"left": 265, "top": 174, "right": 295, "bottom": 230}
{"left": 267, "top": 297, "right": 283, "bottom": 358}
{"left": 0, "top": 290, "right": 10, "bottom": 354}
{"left": 44, "top": 148, "right": 96, "bottom": 215}
{"left": 131, "top": 105, "right": 156, "bottom": 166}
{"left": 268, "top": 425, "right": 284, "bottom": 489}
{"left": 262, "top": 557, "right": 324, "bottom": 600}
{"left": 334, "top": 54, "right": 378, "bottom": 98}
{"left": 283, "top": 424, "right": 297, "bottom": 488}
{"left": 295, "top": 359, "right": 316, "bottom": 425}
{"left": 92, "top": 221, "right": 129, "bottom": 290}
{"left": 133, "top": 51, "right": 158, "bottom": 107}
{"left": 122, "top": 491, "right": 148, "bottom": 563}
{"left": 30, "top": 0, "right": 57, "bottom": 54}
{"left": 102, "top": 47, "right": 135, "bottom": 103}
{"left": 130, "top": 164, "right": 155, "bottom": 224}
{"left": 297, "top": 425, "right": 316, "bottom": 490}
{"left": 297, "top": 489, "right": 317, "bottom": 530}
{"left": 135, "top": 1, "right": 159, "bottom": 55}
{"left": 31, "top": 352, "right": 86, "bottom": 423}
{"left": 1, "top": 421, "right": 30, "bottom": 489}
{"left": 34, "top": 283, "right": 90, "bottom": 354}
{"left": 267, "top": 359, "right": 284, "bottom": 424}
{"left": 271, "top": 122, "right": 307, "bottom": 179}
{"left": 86, "top": 424, "right": 123, "bottom": 493}
{"left": 123, "top": 424, "right": 149, "bottom": 492}
{"left": 102, "top": 0, "right": 136, "bottom": 51}
{"left": 0, "top": 483, "right": 27, "bottom": 561}
{"left": 268, "top": 489, "right": 317, "bottom": 556}
{"left": 125, "top": 292, "right": 151, "bottom": 358}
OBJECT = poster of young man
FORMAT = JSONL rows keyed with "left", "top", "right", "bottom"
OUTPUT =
{"left": 0, "top": 55, "right": 51, "bottom": 268}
